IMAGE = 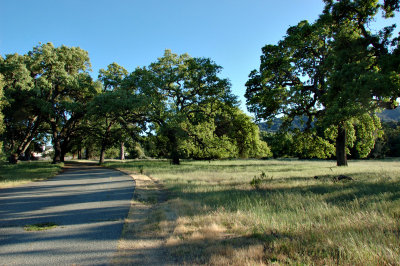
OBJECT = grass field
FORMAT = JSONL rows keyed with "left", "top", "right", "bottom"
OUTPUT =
{"left": 0, "top": 161, "right": 63, "bottom": 188}
{"left": 106, "top": 158, "right": 400, "bottom": 265}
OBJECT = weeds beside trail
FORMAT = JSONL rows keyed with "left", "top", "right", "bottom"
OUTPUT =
{"left": 105, "top": 159, "right": 400, "bottom": 265}
{"left": 0, "top": 161, "right": 63, "bottom": 188}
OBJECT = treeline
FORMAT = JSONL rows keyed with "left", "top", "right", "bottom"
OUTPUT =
{"left": 1, "top": 0, "right": 399, "bottom": 166}
{"left": 260, "top": 120, "right": 400, "bottom": 159}
{"left": 259, "top": 109, "right": 400, "bottom": 159}
{"left": 0, "top": 45, "right": 270, "bottom": 164}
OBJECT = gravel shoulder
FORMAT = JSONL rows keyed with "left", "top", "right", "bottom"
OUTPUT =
{"left": 111, "top": 169, "right": 173, "bottom": 265}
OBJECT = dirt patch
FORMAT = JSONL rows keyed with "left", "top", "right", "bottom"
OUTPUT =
{"left": 111, "top": 169, "right": 174, "bottom": 265}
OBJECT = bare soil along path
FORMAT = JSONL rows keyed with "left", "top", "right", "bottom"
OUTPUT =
{"left": 0, "top": 162, "right": 135, "bottom": 265}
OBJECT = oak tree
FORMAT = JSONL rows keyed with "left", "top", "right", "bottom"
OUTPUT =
{"left": 132, "top": 50, "right": 238, "bottom": 164}
{"left": 246, "top": 0, "right": 400, "bottom": 166}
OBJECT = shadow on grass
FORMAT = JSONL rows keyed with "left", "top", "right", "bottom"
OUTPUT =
{"left": 164, "top": 177, "right": 400, "bottom": 213}
{"left": 0, "top": 161, "right": 63, "bottom": 185}
{"left": 106, "top": 159, "right": 400, "bottom": 264}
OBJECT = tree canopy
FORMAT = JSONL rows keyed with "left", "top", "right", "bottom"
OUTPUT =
{"left": 1, "top": 45, "right": 270, "bottom": 164}
{"left": 246, "top": 0, "right": 400, "bottom": 165}
{"left": 130, "top": 50, "right": 241, "bottom": 164}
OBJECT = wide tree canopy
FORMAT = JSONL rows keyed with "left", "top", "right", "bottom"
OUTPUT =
{"left": 246, "top": 0, "right": 400, "bottom": 166}
{"left": 1, "top": 46, "right": 271, "bottom": 164}
{"left": 0, "top": 43, "right": 99, "bottom": 163}
{"left": 131, "top": 50, "right": 240, "bottom": 164}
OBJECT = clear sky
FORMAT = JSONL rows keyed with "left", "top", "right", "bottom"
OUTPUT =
{"left": 0, "top": 0, "right": 326, "bottom": 112}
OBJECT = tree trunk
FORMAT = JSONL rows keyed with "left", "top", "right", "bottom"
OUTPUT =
{"left": 9, "top": 153, "right": 19, "bottom": 164}
{"left": 60, "top": 138, "right": 70, "bottom": 163}
{"left": 170, "top": 141, "right": 180, "bottom": 165}
{"left": 336, "top": 124, "right": 348, "bottom": 166}
{"left": 9, "top": 139, "right": 34, "bottom": 164}
{"left": 60, "top": 150, "right": 66, "bottom": 163}
{"left": 168, "top": 132, "right": 180, "bottom": 165}
{"left": 25, "top": 146, "right": 31, "bottom": 161}
{"left": 53, "top": 138, "right": 62, "bottom": 164}
{"left": 171, "top": 151, "right": 180, "bottom": 165}
{"left": 120, "top": 142, "right": 125, "bottom": 160}
{"left": 99, "top": 144, "right": 106, "bottom": 164}
{"left": 85, "top": 147, "right": 93, "bottom": 160}
{"left": 99, "top": 121, "right": 113, "bottom": 164}
{"left": 8, "top": 117, "right": 41, "bottom": 164}
{"left": 77, "top": 148, "right": 82, "bottom": 159}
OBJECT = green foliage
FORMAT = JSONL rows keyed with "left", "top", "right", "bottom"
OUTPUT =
{"left": 178, "top": 107, "right": 271, "bottom": 160}
{"left": 353, "top": 114, "right": 383, "bottom": 158}
{"left": 261, "top": 113, "right": 383, "bottom": 160}
{"left": 128, "top": 142, "right": 146, "bottom": 159}
{"left": 371, "top": 121, "right": 400, "bottom": 158}
{"left": 216, "top": 107, "right": 271, "bottom": 159}
{"left": 292, "top": 129, "right": 336, "bottom": 159}
{"left": 88, "top": 62, "right": 148, "bottom": 164}
{"left": 0, "top": 43, "right": 99, "bottom": 163}
{"left": 246, "top": 1, "right": 400, "bottom": 165}
{"left": 261, "top": 131, "right": 295, "bottom": 158}
{"left": 130, "top": 50, "right": 240, "bottom": 164}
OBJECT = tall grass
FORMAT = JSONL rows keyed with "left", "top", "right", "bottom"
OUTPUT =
{"left": 106, "top": 159, "right": 400, "bottom": 265}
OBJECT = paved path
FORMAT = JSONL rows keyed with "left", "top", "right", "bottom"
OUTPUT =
{"left": 0, "top": 162, "right": 135, "bottom": 265}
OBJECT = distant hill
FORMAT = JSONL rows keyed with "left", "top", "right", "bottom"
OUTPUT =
{"left": 258, "top": 116, "right": 308, "bottom": 132}
{"left": 378, "top": 107, "right": 400, "bottom": 122}
{"left": 259, "top": 107, "right": 400, "bottom": 132}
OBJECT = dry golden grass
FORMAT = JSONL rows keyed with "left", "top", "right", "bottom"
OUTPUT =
{"left": 106, "top": 159, "right": 400, "bottom": 265}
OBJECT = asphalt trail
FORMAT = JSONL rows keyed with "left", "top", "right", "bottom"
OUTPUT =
{"left": 0, "top": 162, "right": 135, "bottom": 265}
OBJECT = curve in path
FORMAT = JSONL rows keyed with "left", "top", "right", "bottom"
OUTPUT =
{"left": 0, "top": 162, "right": 135, "bottom": 265}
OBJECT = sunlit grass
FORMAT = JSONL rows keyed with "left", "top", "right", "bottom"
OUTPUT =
{"left": 0, "top": 161, "right": 63, "bottom": 188}
{"left": 106, "top": 158, "right": 400, "bottom": 265}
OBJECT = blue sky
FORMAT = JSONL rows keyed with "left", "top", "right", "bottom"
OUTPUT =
{"left": 0, "top": 0, "right": 326, "bottom": 112}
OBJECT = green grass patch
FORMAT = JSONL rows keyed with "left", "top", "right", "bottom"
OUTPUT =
{"left": 0, "top": 161, "right": 63, "bottom": 188}
{"left": 24, "top": 222, "right": 58, "bottom": 231}
{"left": 105, "top": 159, "right": 400, "bottom": 265}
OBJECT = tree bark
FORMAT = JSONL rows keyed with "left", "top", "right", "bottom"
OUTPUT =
{"left": 171, "top": 150, "right": 180, "bottom": 165}
{"left": 99, "top": 145, "right": 106, "bottom": 164}
{"left": 167, "top": 131, "right": 180, "bottom": 165}
{"left": 60, "top": 137, "right": 71, "bottom": 163}
{"left": 8, "top": 117, "right": 41, "bottom": 164}
{"left": 52, "top": 138, "right": 62, "bottom": 164}
{"left": 99, "top": 121, "right": 113, "bottom": 164}
{"left": 85, "top": 147, "right": 93, "bottom": 160}
{"left": 60, "top": 150, "right": 66, "bottom": 163}
{"left": 9, "top": 139, "right": 32, "bottom": 164}
{"left": 336, "top": 123, "right": 348, "bottom": 166}
{"left": 9, "top": 153, "right": 19, "bottom": 164}
{"left": 170, "top": 137, "right": 180, "bottom": 165}
{"left": 77, "top": 148, "right": 82, "bottom": 159}
{"left": 120, "top": 142, "right": 125, "bottom": 160}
